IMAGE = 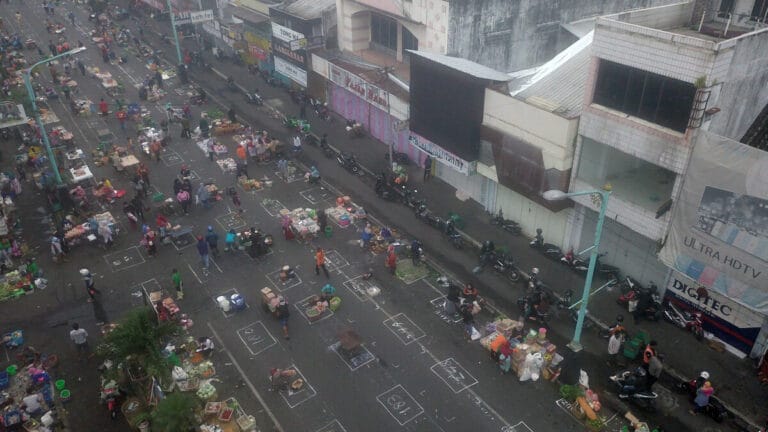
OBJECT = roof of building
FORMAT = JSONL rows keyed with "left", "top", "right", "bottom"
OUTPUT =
{"left": 561, "top": 17, "right": 597, "bottom": 38}
{"left": 507, "top": 31, "right": 593, "bottom": 119}
{"left": 228, "top": 5, "right": 269, "bottom": 24}
{"left": 275, "top": 0, "right": 336, "bottom": 21}
{"left": 407, "top": 50, "right": 512, "bottom": 82}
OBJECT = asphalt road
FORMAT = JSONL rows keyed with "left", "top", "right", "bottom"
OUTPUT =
{"left": 0, "top": 1, "right": 751, "bottom": 431}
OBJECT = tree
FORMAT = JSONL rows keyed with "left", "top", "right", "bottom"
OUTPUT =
{"left": 151, "top": 393, "right": 199, "bottom": 432}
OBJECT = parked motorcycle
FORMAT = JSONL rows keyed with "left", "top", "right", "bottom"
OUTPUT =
{"left": 663, "top": 300, "right": 704, "bottom": 340}
{"left": 490, "top": 209, "right": 521, "bottom": 235}
{"left": 385, "top": 150, "right": 411, "bottom": 166}
{"left": 617, "top": 279, "right": 658, "bottom": 308}
{"left": 444, "top": 220, "right": 463, "bottom": 249}
{"left": 375, "top": 175, "right": 398, "bottom": 201}
{"left": 610, "top": 367, "right": 658, "bottom": 411}
{"left": 416, "top": 204, "right": 445, "bottom": 230}
{"left": 561, "top": 248, "right": 589, "bottom": 272}
{"left": 529, "top": 228, "right": 564, "bottom": 260}
{"left": 677, "top": 373, "right": 727, "bottom": 422}
{"left": 337, "top": 151, "right": 364, "bottom": 175}
{"left": 245, "top": 91, "right": 263, "bottom": 106}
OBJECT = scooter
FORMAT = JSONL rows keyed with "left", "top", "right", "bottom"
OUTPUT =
{"left": 617, "top": 279, "right": 658, "bottom": 308}
{"left": 529, "top": 228, "right": 564, "bottom": 260}
{"left": 610, "top": 367, "right": 658, "bottom": 411}
{"left": 385, "top": 150, "right": 411, "bottom": 166}
{"left": 561, "top": 248, "right": 589, "bottom": 272}
{"left": 663, "top": 301, "right": 704, "bottom": 340}
{"left": 245, "top": 91, "right": 263, "bottom": 106}
{"left": 337, "top": 151, "right": 364, "bottom": 175}
{"left": 444, "top": 220, "right": 463, "bottom": 249}
{"left": 677, "top": 377, "right": 727, "bottom": 422}
{"left": 490, "top": 209, "right": 521, "bottom": 235}
{"left": 481, "top": 251, "right": 520, "bottom": 282}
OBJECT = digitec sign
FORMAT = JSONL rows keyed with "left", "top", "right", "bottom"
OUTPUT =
{"left": 665, "top": 271, "right": 764, "bottom": 329}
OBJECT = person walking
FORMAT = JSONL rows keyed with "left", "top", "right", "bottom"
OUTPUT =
{"left": 80, "top": 268, "right": 101, "bottom": 302}
{"left": 205, "top": 226, "right": 219, "bottom": 257}
{"left": 315, "top": 247, "right": 330, "bottom": 278}
{"left": 68, "top": 10, "right": 75, "bottom": 26}
{"left": 180, "top": 117, "right": 191, "bottom": 139}
{"left": 172, "top": 268, "right": 183, "bottom": 300}
{"left": 196, "top": 235, "right": 210, "bottom": 269}
{"left": 423, "top": 155, "right": 432, "bottom": 182}
{"left": 276, "top": 297, "right": 291, "bottom": 339}
{"left": 386, "top": 248, "right": 397, "bottom": 275}
{"left": 77, "top": 59, "right": 86, "bottom": 76}
{"left": 69, "top": 323, "right": 89, "bottom": 359}
{"left": 691, "top": 381, "right": 714, "bottom": 415}
{"left": 607, "top": 331, "right": 623, "bottom": 367}
{"left": 648, "top": 354, "right": 663, "bottom": 389}
{"left": 177, "top": 188, "right": 191, "bottom": 215}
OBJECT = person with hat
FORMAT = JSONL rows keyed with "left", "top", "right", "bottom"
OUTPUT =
{"left": 276, "top": 297, "right": 291, "bottom": 339}
{"left": 80, "top": 269, "right": 101, "bottom": 302}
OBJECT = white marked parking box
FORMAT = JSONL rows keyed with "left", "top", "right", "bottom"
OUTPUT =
{"left": 430, "top": 358, "right": 478, "bottom": 393}
{"left": 104, "top": 246, "right": 145, "bottom": 272}
{"left": 295, "top": 295, "right": 334, "bottom": 325}
{"left": 383, "top": 313, "right": 425, "bottom": 345}
{"left": 299, "top": 187, "right": 332, "bottom": 204}
{"left": 236, "top": 322, "right": 276, "bottom": 356}
{"left": 315, "top": 419, "right": 347, "bottom": 432}
{"left": 261, "top": 199, "right": 285, "bottom": 217}
{"left": 328, "top": 341, "right": 375, "bottom": 371}
{"left": 430, "top": 296, "right": 462, "bottom": 323}
{"left": 343, "top": 276, "right": 378, "bottom": 302}
{"left": 266, "top": 268, "right": 302, "bottom": 292}
{"left": 279, "top": 364, "right": 316, "bottom": 408}
{"left": 376, "top": 384, "right": 424, "bottom": 426}
{"left": 323, "top": 250, "right": 349, "bottom": 272}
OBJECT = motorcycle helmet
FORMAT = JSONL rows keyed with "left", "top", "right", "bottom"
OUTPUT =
{"left": 536, "top": 228, "right": 543, "bottom": 234}
{"left": 700, "top": 371, "right": 710, "bottom": 379}
{"left": 615, "top": 314, "right": 624, "bottom": 323}
{"left": 79, "top": 268, "right": 90, "bottom": 276}
{"left": 634, "top": 366, "right": 647, "bottom": 377}
{"left": 207, "top": 226, "right": 213, "bottom": 232}
{"left": 532, "top": 267, "right": 540, "bottom": 275}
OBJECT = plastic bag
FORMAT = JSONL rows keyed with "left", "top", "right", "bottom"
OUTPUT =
{"left": 470, "top": 326, "right": 481, "bottom": 341}
{"left": 172, "top": 366, "right": 188, "bottom": 381}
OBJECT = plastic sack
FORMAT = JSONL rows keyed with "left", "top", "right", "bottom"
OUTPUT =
{"left": 470, "top": 327, "right": 482, "bottom": 341}
{"left": 172, "top": 366, "right": 188, "bottom": 381}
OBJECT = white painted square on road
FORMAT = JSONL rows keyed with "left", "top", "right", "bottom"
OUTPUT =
{"left": 323, "top": 249, "right": 349, "bottom": 272}
{"left": 295, "top": 295, "right": 334, "bottom": 325}
{"left": 279, "top": 364, "right": 316, "bottom": 408}
{"left": 329, "top": 341, "right": 375, "bottom": 371}
{"left": 430, "top": 358, "right": 478, "bottom": 393}
{"left": 315, "top": 419, "right": 348, "bottom": 432}
{"left": 266, "top": 268, "right": 302, "bottom": 292}
{"left": 236, "top": 321, "right": 276, "bottom": 356}
{"left": 299, "top": 187, "right": 332, "bottom": 204}
{"left": 376, "top": 384, "right": 424, "bottom": 426}
{"left": 342, "top": 276, "right": 378, "bottom": 302}
{"left": 383, "top": 313, "right": 425, "bottom": 345}
{"left": 104, "top": 246, "right": 145, "bottom": 272}
{"left": 261, "top": 198, "right": 285, "bottom": 217}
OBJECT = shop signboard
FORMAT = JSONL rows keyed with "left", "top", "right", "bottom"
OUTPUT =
{"left": 659, "top": 131, "right": 768, "bottom": 312}
{"left": 248, "top": 45, "right": 268, "bottom": 60}
{"left": 271, "top": 22, "right": 305, "bottom": 43}
{"left": 274, "top": 56, "right": 307, "bottom": 87}
{"left": 273, "top": 39, "right": 306, "bottom": 66}
{"left": 664, "top": 270, "right": 763, "bottom": 355}
{"left": 329, "top": 64, "right": 389, "bottom": 112}
{"left": 408, "top": 133, "right": 473, "bottom": 175}
{"left": 190, "top": 9, "right": 214, "bottom": 23}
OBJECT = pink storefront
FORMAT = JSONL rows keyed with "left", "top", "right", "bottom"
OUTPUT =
{"left": 327, "top": 82, "right": 426, "bottom": 167}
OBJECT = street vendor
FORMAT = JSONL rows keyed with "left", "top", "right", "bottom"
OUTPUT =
{"left": 196, "top": 336, "right": 214, "bottom": 357}
{"left": 320, "top": 283, "right": 336, "bottom": 302}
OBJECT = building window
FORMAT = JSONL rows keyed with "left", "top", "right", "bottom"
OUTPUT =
{"left": 593, "top": 60, "right": 696, "bottom": 133}
{"left": 718, "top": 0, "right": 735, "bottom": 17}
{"left": 752, "top": 0, "right": 768, "bottom": 20}
{"left": 576, "top": 138, "right": 676, "bottom": 213}
{"left": 371, "top": 13, "right": 397, "bottom": 52}
{"left": 402, "top": 27, "right": 418, "bottom": 57}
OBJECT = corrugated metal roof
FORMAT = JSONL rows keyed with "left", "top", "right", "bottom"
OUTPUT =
{"left": 279, "top": 0, "right": 336, "bottom": 20}
{"left": 229, "top": 5, "right": 269, "bottom": 24}
{"left": 407, "top": 50, "right": 512, "bottom": 82}
{"left": 507, "top": 31, "right": 593, "bottom": 119}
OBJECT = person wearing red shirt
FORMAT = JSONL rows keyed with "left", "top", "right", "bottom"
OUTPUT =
{"left": 99, "top": 98, "right": 108, "bottom": 117}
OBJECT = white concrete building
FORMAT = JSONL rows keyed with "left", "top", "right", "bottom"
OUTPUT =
{"left": 565, "top": 0, "right": 768, "bottom": 287}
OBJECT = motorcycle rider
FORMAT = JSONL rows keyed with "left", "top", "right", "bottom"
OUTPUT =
{"left": 410, "top": 239, "right": 422, "bottom": 265}
{"left": 478, "top": 240, "right": 495, "bottom": 268}
{"left": 619, "top": 366, "right": 651, "bottom": 398}
{"left": 531, "top": 228, "right": 544, "bottom": 247}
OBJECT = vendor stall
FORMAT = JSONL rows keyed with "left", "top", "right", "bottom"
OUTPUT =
{"left": 142, "top": 284, "right": 180, "bottom": 322}
{"left": 50, "top": 126, "right": 74, "bottom": 148}
{"left": 280, "top": 208, "right": 320, "bottom": 242}
{"left": 215, "top": 158, "right": 237, "bottom": 173}
{"left": 196, "top": 138, "right": 227, "bottom": 156}
{"left": 62, "top": 211, "right": 119, "bottom": 247}
{"left": 69, "top": 165, "right": 94, "bottom": 184}
{"left": 211, "top": 119, "right": 242, "bottom": 136}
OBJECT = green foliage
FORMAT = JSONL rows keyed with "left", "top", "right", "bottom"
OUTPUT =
{"left": 97, "top": 307, "right": 180, "bottom": 380}
{"left": 586, "top": 418, "right": 605, "bottom": 431}
{"left": 151, "top": 393, "right": 200, "bottom": 432}
{"left": 559, "top": 384, "right": 584, "bottom": 402}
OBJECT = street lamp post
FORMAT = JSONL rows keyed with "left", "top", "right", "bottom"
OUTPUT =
{"left": 166, "top": 0, "right": 184, "bottom": 64}
{"left": 543, "top": 188, "right": 612, "bottom": 352}
{"left": 23, "top": 46, "right": 87, "bottom": 186}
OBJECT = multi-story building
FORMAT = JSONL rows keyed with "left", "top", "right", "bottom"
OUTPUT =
{"left": 564, "top": 0, "right": 768, "bottom": 354}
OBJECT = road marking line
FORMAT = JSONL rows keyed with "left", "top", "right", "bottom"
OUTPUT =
{"left": 207, "top": 322, "right": 284, "bottom": 432}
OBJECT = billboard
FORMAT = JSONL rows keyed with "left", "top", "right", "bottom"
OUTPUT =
{"left": 664, "top": 271, "right": 763, "bottom": 355}
{"left": 659, "top": 131, "right": 768, "bottom": 312}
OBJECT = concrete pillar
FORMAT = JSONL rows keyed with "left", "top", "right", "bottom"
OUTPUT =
{"left": 396, "top": 21, "right": 403, "bottom": 62}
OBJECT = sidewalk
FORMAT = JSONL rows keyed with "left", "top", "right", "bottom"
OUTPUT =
{"left": 133, "top": 16, "right": 765, "bottom": 429}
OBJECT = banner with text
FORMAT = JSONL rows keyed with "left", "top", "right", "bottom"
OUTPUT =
{"left": 664, "top": 270, "right": 763, "bottom": 355}
{"left": 408, "top": 133, "right": 474, "bottom": 175}
{"left": 328, "top": 64, "right": 389, "bottom": 112}
{"left": 274, "top": 56, "right": 307, "bottom": 87}
{"left": 659, "top": 131, "right": 768, "bottom": 312}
